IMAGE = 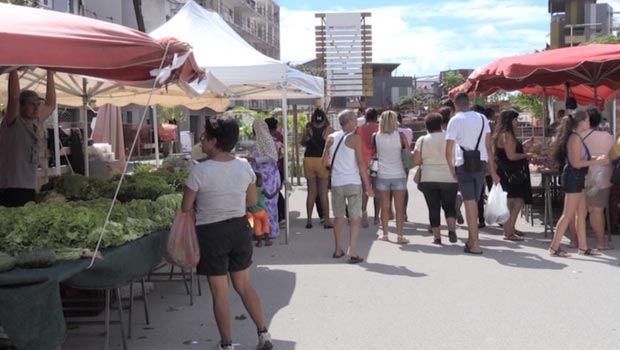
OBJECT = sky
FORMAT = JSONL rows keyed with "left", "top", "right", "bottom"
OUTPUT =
{"left": 278, "top": 0, "right": 620, "bottom": 78}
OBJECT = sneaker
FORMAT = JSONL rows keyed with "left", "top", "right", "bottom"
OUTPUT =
{"left": 257, "top": 332, "right": 273, "bottom": 350}
{"left": 220, "top": 343, "right": 234, "bottom": 350}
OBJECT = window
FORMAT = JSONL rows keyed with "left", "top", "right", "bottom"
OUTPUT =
{"left": 126, "top": 111, "right": 133, "bottom": 124}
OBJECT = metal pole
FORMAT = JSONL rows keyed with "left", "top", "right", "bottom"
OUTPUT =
{"left": 52, "top": 106, "right": 61, "bottom": 176}
{"left": 152, "top": 106, "right": 160, "bottom": 168}
{"left": 293, "top": 104, "right": 300, "bottom": 186}
{"left": 281, "top": 84, "right": 289, "bottom": 245}
{"left": 81, "top": 78, "right": 89, "bottom": 176}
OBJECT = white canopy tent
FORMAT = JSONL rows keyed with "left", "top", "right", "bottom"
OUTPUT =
{"left": 150, "top": 1, "right": 325, "bottom": 243}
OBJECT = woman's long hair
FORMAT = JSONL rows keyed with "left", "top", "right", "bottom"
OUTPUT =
{"left": 378, "top": 110, "right": 398, "bottom": 134}
{"left": 493, "top": 109, "right": 519, "bottom": 147}
{"left": 551, "top": 110, "right": 588, "bottom": 167}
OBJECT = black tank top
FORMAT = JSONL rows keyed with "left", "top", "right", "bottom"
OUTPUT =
{"left": 304, "top": 125, "right": 327, "bottom": 157}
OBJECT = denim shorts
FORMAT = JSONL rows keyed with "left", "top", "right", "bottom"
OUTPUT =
{"left": 562, "top": 166, "right": 587, "bottom": 193}
{"left": 375, "top": 177, "right": 407, "bottom": 191}
{"left": 455, "top": 162, "right": 486, "bottom": 201}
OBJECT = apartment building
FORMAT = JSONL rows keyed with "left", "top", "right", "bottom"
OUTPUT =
{"left": 200, "top": 0, "right": 280, "bottom": 60}
{"left": 549, "top": 0, "right": 614, "bottom": 48}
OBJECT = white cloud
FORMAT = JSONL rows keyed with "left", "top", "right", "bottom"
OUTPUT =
{"left": 280, "top": 1, "right": 549, "bottom": 76}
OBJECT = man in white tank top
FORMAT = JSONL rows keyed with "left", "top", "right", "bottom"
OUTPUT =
{"left": 322, "top": 110, "right": 374, "bottom": 264}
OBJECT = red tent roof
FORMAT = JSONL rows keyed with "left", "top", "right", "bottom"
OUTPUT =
{"left": 455, "top": 44, "right": 620, "bottom": 95}
{"left": 0, "top": 3, "right": 202, "bottom": 84}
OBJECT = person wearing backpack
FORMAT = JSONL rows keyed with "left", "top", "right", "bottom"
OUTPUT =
{"left": 445, "top": 93, "right": 500, "bottom": 255}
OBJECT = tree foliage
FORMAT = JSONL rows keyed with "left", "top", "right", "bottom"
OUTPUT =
{"left": 508, "top": 93, "right": 544, "bottom": 119}
{"left": 442, "top": 72, "right": 466, "bottom": 93}
{"left": 158, "top": 107, "right": 186, "bottom": 124}
{"left": 581, "top": 34, "right": 620, "bottom": 45}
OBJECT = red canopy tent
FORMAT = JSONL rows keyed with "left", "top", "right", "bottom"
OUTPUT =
{"left": 520, "top": 84, "right": 617, "bottom": 110}
{"left": 454, "top": 44, "right": 620, "bottom": 101}
{"left": 0, "top": 3, "right": 202, "bottom": 84}
{"left": 0, "top": 3, "right": 207, "bottom": 176}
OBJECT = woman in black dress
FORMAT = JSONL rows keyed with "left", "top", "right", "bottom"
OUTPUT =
{"left": 493, "top": 110, "right": 532, "bottom": 241}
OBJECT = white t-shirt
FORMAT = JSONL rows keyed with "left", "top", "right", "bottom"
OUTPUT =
{"left": 414, "top": 131, "right": 456, "bottom": 183}
{"left": 445, "top": 111, "right": 491, "bottom": 167}
{"left": 185, "top": 157, "right": 256, "bottom": 225}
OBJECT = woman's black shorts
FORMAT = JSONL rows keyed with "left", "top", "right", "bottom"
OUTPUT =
{"left": 195, "top": 216, "right": 253, "bottom": 276}
{"left": 562, "top": 166, "right": 587, "bottom": 194}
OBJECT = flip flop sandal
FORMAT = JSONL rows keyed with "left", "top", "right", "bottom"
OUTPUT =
{"left": 503, "top": 234, "right": 524, "bottom": 241}
{"left": 332, "top": 250, "right": 345, "bottom": 258}
{"left": 549, "top": 247, "right": 570, "bottom": 257}
{"left": 578, "top": 248, "right": 601, "bottom": 256}
{"left": 596, "top": 245, "right": 614, "bottom": 251}
{"left": 347, "top": 256, "right": 364, "bottom": 264}
{"left": 464, "top": 245, "right": 483, "bottom": 255}
{"left": 377, "top": 235, "right": 389, "bottom": 241}
{"left": 396, "top": 236, "right": 410, "bottom": 245}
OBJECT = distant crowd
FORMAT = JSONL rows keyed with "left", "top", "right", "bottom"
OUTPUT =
{"left": 299, "top": 92, "right": 617, "bottom": 261}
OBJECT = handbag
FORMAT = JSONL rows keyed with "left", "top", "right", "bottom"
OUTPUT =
{"left": 460, "top": 115, "right": 485, "bottom": 173}
{"left": 328, "top": 132, "right": 349, "bottom": 189}
{"left": 413, "top": 137, "right": 424, "bottom": 185}
{"left": 506, "top": 165, "right": 528, "bottom": 185}
{"left": 400, "top": 132, "right": 413, "bottom": 171}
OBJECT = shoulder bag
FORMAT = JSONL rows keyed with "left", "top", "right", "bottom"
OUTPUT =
{"left": 460, "top": 115, "right": 485, "bottom": 173}
{"left": 413, "top": 137, "right": 424, "bottom": 185}
{"left": 400, "top": 132, "right": 413, "bottom": 171}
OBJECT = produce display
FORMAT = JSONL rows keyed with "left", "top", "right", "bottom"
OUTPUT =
{"left": 15, "top": 249, "right": 56, "bottom": 268}
{"left": 49, "top": 168, "right": 182, "bottom": 202}
{"left": 0, "top": 167, "right": 187, "bottom": 272}
{"left": 0, "top": 252, "right": 16, "bottom": 273}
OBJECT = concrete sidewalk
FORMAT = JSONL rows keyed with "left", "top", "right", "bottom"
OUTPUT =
{"left": 63, "top": 179, "right": 620, "bottom": 350}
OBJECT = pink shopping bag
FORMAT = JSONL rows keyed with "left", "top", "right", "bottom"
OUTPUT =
{"left": 165, "top": 211, "right": 200, "bottom": 268}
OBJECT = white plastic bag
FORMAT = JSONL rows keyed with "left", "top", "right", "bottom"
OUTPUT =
{"left": 165, "top": 211, "right": 200, "bottom": 268}
{"left": 484, "top": 184, "right": 510, "bottom": 225}
{"left": 586, "top": 165, "right": 604, "bottom": 197}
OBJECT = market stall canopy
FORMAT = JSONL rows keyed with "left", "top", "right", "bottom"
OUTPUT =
{"left": 149, "top": 0, "right": 324, "bottom": 100}
{"left": 520, "top": 84, "right": 616, "bottom": 110}
{"left": 0, "top": 68, "right": 230, "bottom": 112}
{"left": 0, "top": 3, "right": 230, "bottom": 111}
{"left": 449, "top": 80, "right": 616, "bottom": 110}
{"left": 0, "top": 3, "right": 202, "bottom": 84}
{"left": 455, "top": 44, "right": 620, "bottom": 96}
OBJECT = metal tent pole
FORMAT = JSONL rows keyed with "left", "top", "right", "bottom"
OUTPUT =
{"left": 281, "top": 84, "right": 289, "bottom": 245}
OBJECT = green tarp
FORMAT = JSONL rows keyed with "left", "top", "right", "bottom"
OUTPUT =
{"left": 0, "top": 230, "right": 168, "bottom": 350}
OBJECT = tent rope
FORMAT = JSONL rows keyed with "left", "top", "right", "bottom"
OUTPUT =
{"left": 87, "top": 42, "right": 173, "bottom": 269}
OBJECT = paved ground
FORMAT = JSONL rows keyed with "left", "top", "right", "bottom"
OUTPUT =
{"left": 63, "top": 176, "right": 620, "bottom": 350}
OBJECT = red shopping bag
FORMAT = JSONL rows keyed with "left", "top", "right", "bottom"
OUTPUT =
{"left": 165, "top": 211, "right": 200, "bottom": 268}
